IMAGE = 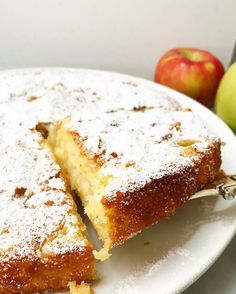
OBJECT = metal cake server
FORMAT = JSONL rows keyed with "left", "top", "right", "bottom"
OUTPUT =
{"left": 190, "top": 175, "right": 236, "bottom": 200}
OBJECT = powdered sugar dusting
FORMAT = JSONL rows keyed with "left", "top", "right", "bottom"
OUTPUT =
{"left": 68, "top": 99, "right": 218, "bottom": 197}
{"left": 115, "top": 246, "right": 192, "bottom": 294}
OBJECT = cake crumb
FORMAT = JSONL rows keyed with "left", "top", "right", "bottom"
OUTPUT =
{"left": 68, "top": 281, "right": 94, "bottom": 294}
{"left": 143, "top": 241, "right": 150, "bottom": 246}
{"left": 26, "top": 95, "right": 38, "bottom": 102}
{"left": 93, "top": 247, "right": 111, "bottom": 261}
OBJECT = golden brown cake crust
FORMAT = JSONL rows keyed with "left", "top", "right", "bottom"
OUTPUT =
{"left": 0, "top": 244, "right": 93, "bottom": 294}
{"left": 102, "top": 140, "right": 221, "bottom": 246}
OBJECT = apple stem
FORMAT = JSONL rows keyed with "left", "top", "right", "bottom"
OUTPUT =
{"left": 229, "top": 41, "right": 236, "bottom": 66}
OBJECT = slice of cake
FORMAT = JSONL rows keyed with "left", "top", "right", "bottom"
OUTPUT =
{"left": 48, "top": 104, "right": 221, "bottom": 253}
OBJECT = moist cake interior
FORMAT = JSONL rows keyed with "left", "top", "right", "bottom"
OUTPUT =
{"left": 47, "top": 122, "right": 112, "bottom": 258}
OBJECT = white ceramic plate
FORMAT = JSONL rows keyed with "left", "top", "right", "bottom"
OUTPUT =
{"left": 80, "top": 70, "right": 236, "bottom": 294}
{"left": 3, "top": 69, "right": 236, "bottom": 294}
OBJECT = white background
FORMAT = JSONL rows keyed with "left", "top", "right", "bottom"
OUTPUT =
{"left": 0, "top": 1, "right": 235, "bottom": 293}
{"left": 0, "top": 0, "right": 235, "bottom": 78}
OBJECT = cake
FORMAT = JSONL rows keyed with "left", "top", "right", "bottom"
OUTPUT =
{"left": 0, "top": 69, "right": 221, "bottom": 292}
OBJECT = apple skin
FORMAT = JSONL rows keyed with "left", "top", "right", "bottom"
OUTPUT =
{"left": 154, "top": 48, "right": 225, "bottom": 108}
{"left": 215, "top": 62, "right": 236, "bottom": 133}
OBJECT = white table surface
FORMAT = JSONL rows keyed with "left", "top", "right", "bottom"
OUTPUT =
{"left": 0, "top": 1, "right": 235, "bottom": 293}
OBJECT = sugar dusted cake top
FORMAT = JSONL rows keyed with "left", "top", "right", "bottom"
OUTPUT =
{"left": 0, "top": 69, "right": 219, "bottom": 261}
{"left": 67, "top": 100, "right": 218, "bottom": 197}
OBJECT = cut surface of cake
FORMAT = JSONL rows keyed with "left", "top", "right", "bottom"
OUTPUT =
{"left": 0, "top": 68, "right": 221, "bottom": 291}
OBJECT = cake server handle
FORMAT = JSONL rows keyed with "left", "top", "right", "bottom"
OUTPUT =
{"left": 190, "top": 175, "right": 236, "bottom": 200}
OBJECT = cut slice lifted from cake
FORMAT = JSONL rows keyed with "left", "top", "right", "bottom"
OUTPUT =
{"left": 48, "top": 103, "right": 221, "bottom": 255}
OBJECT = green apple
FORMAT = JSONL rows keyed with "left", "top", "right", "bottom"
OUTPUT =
{"left": 215, "top": 63, "right": 236, "bottom": 132}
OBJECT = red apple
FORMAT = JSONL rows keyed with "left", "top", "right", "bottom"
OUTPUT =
{"left": 154, "top": 48, "right": 225, "bottom": 108}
